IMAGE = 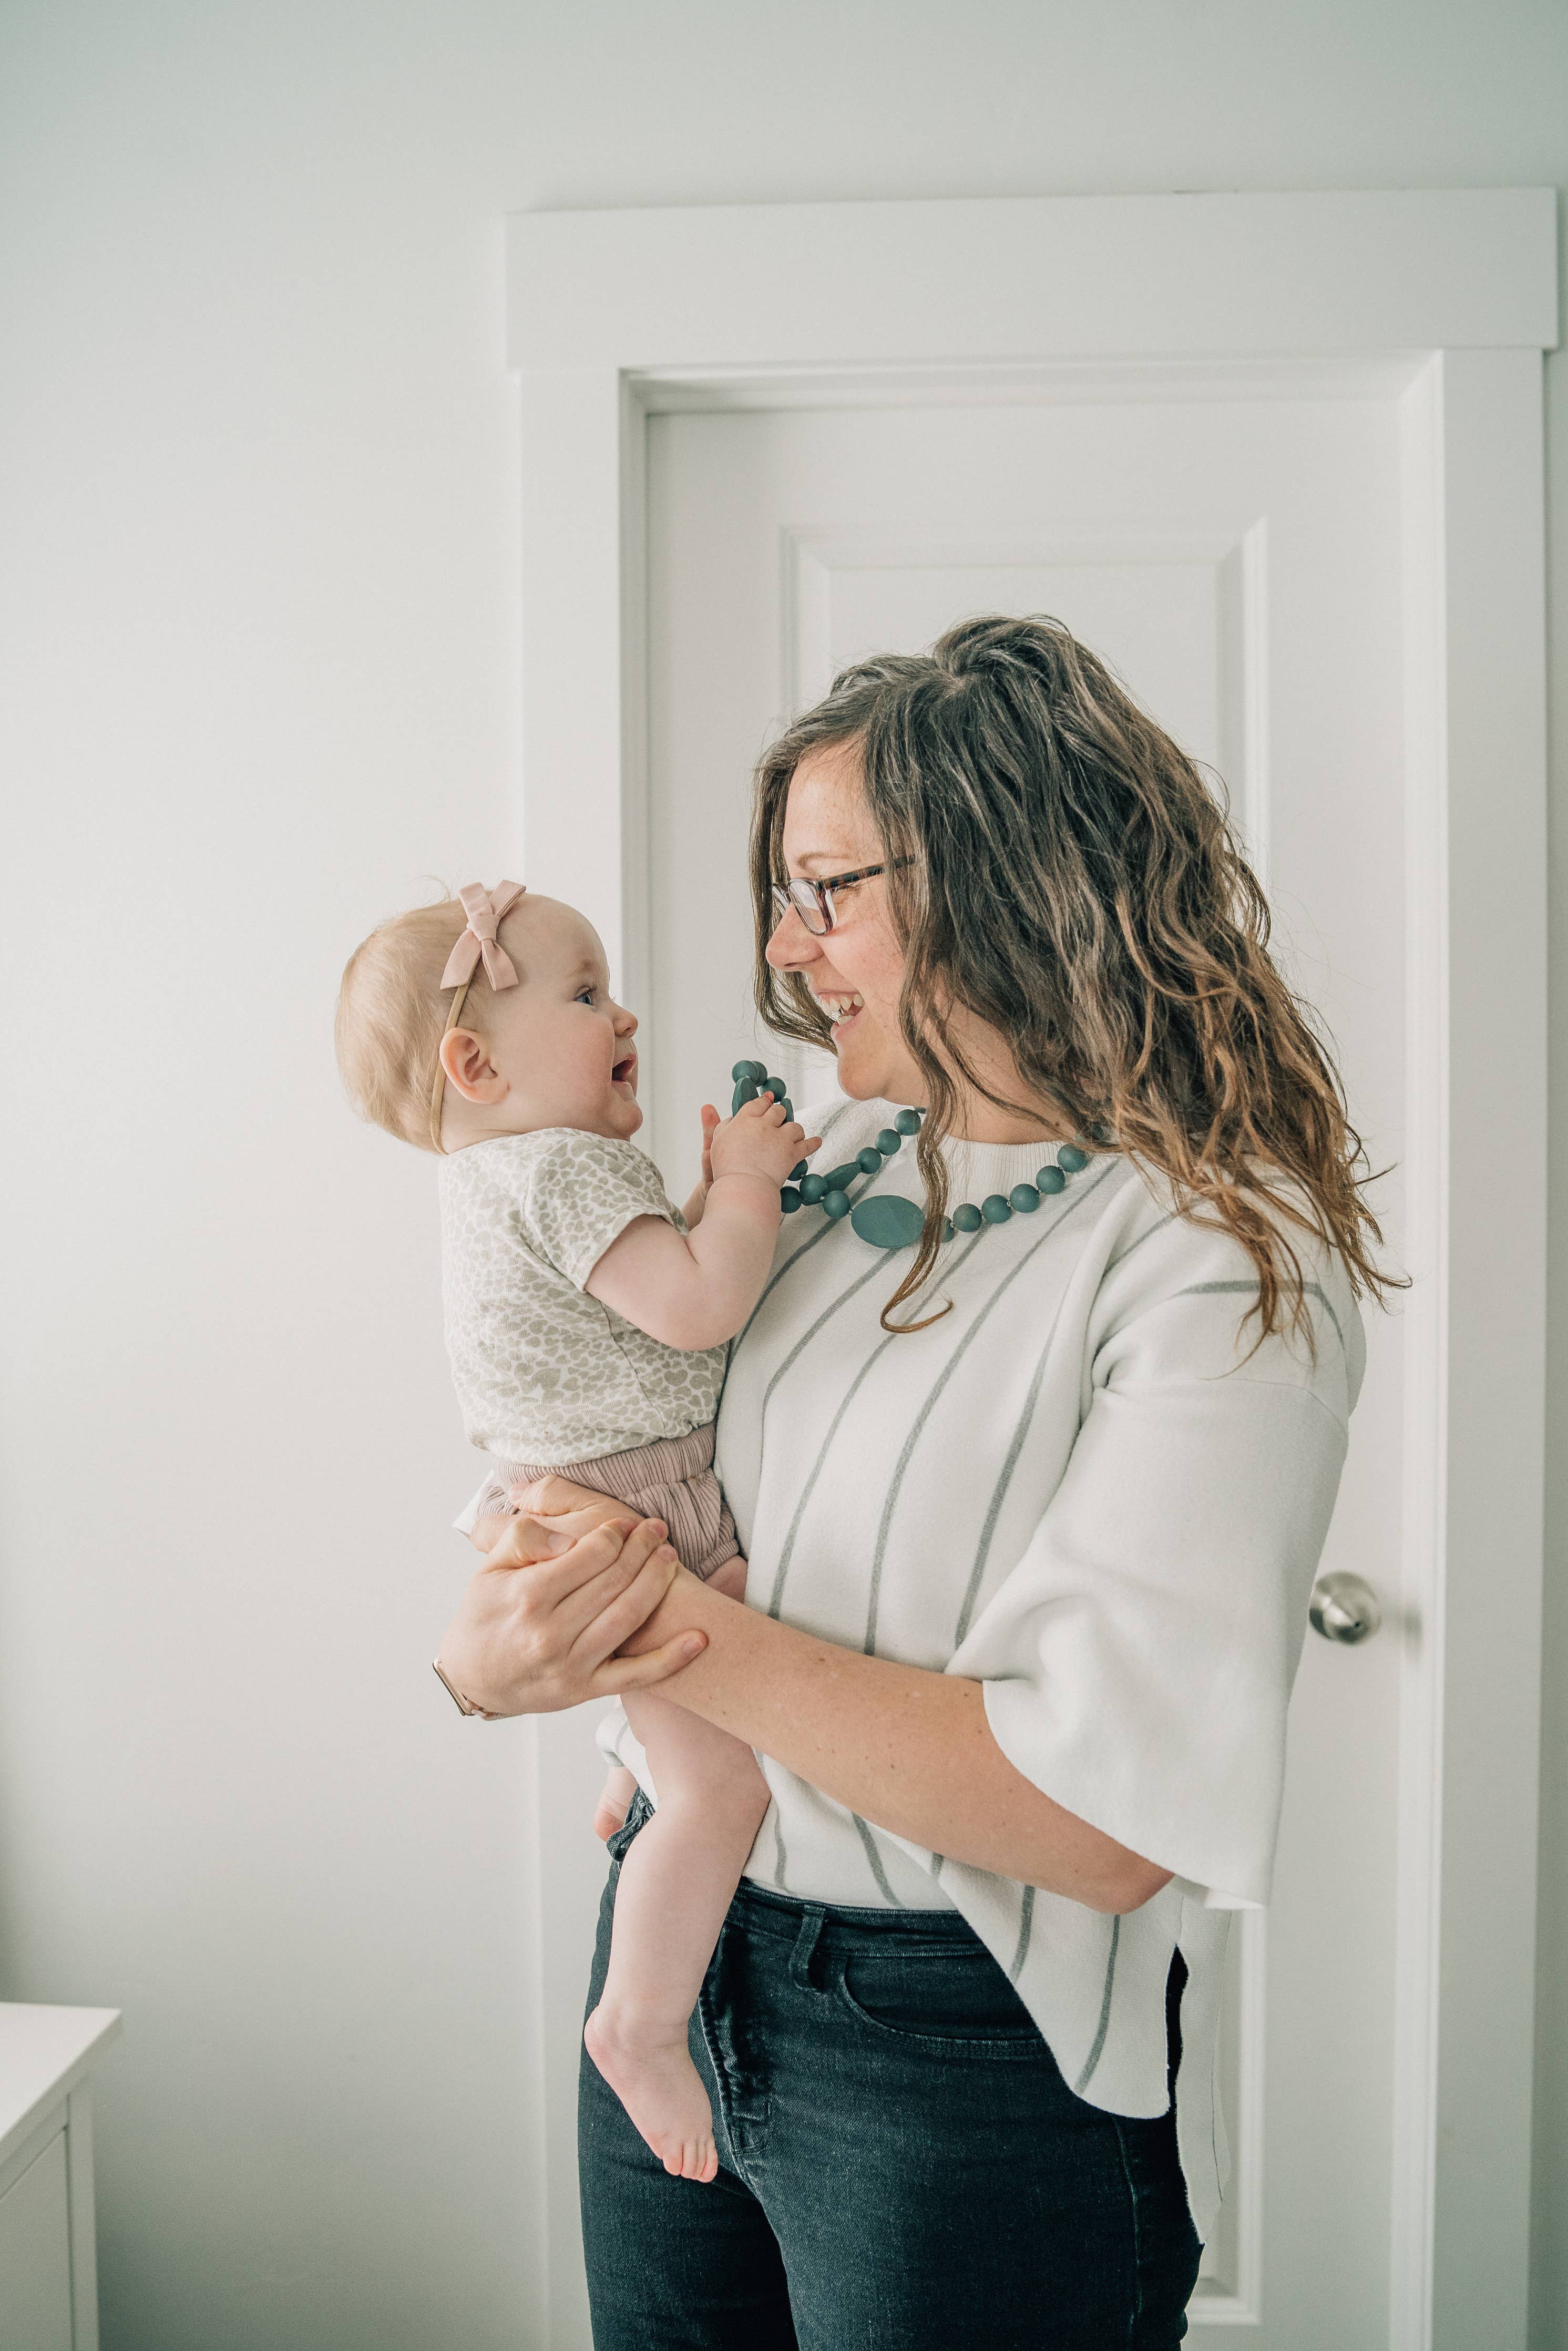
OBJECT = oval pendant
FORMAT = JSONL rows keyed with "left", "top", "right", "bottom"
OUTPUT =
{"left": 849, "top": 1193, "right": 925, "bottom": 1251}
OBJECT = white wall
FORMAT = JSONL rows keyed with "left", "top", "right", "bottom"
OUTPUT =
{"left": 1, "top": 4, "right": 1563, "bottom": 2345}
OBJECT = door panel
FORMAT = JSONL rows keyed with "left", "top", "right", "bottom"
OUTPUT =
{"left": 647, "top": 391, "right": 1405, "bottom": 2342}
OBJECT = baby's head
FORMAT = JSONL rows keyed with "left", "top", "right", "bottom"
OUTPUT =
{"left": 335, "top": 884, "right": 641, "bottom": 1153}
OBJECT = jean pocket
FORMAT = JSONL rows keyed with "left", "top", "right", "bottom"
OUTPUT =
{"left": 836, "top": 1945, "right": 1051, "bottom": 2056}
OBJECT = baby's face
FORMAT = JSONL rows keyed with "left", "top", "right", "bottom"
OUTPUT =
{"left": 474, "top": 895, "right": 642, "bottom": 1143}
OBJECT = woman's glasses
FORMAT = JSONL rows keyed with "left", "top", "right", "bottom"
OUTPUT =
{"left": 770, "top": 862, "right": 903, "bottom": 937}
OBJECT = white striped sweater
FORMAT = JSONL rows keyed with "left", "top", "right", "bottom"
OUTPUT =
{"left": 622, "top": 1093, "right": 1364, "bottom": 2243}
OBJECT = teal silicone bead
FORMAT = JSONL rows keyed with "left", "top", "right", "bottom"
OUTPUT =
{"left": 876, "top": 1128, "right": 903, "bottom": 1156}
{"left": 823, "top": 1189, "right": 851, "bottom": 1220}
{"left": 800, "top": 1174, "right": 826, "bottom": 1204}
{"left": 1036, "top": 1166, "right": 1067, "bottom": 1195}
{"left": 780, "top": 1100, "right": 793, "bottom": 1123}
{"left": 822, "top": 1162, "right": 862, "bottom": 1193}
{"left": 1057, "top": 1144, "right": 1089, "bottom": 1173}
{"left": 856, "top": 1146, "right": 883, "bottom": 1174}
{"left": 733, "top": 1077, "right": 760, "bottom": 1111}
{"left": 765, "top": 1076, "right": 787, "bottom": 1101}
{"left": 952, "top": 1202, "right": 982, "bottom": 1233}
{"left": 894, "top": 1107, "right": 923, "bottom": 1136}
{"left": 731, "top": 1059, "right": 757, "bottom": 1082}
{"left": 941, "top": 1217, "right": 956, "bottom": 1243}
{"left": 780, "top": 1187, "right": 801, "bottom": 1213}
{"left": 1009, "top": 1183, "right": 1041, "bottom": 1213}
{"left": 789, "top": 1160, "right": 808, "bottom": 1181}
{"left": 850, "top": 1193, "right": 924, "bottom": 1250}
{"left": 981, "top": 1194, "right": 1012, "bottom": 1224}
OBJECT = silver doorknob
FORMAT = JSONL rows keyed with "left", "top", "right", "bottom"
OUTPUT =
{"left": 1309, "top": 1571, "right": 1382, "bottom": 1645}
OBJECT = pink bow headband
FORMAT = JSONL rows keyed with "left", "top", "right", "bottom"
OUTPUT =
{"left": 439, "top": 880, "right": 526, "bottom": 994}
{"left": 429, "top": 881, "right": 526, "bottom": 1153}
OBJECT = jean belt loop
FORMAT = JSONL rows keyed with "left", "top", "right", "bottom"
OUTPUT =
{"left": 789, "top": 1903, "right": 827, "bottom": 1990}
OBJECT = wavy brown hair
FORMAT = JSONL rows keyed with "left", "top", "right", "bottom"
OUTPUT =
{"left": 751, "top": 614, "right": 1398, "bottom": 1342}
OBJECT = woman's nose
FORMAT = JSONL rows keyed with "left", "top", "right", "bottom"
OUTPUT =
{"left": 765, "top": 905, "right": 818, "bottom": 971}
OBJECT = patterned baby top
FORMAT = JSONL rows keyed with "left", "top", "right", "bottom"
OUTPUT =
{"left": 438, "top": 1129, "right": 729, "bottom": 1468}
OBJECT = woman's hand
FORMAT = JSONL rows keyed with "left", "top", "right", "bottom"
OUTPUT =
{"left": 436, "top": 1511, "right": 708, "bottom": 1718}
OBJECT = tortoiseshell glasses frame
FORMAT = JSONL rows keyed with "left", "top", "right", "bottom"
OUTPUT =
{"left": 770, "top": 861, "right": 909, "bottom": 936}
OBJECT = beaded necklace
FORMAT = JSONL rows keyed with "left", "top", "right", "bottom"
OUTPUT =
{"left": 728, "top": 1061, "right": 1092, "bottom": 1253}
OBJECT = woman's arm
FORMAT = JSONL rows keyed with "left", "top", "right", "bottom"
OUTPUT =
{"left": 449, "top": 1491, "right": 1171, "bottom": 1915}
{"left": 619, "top": 1570, "right": 1170, "bottom": 1915}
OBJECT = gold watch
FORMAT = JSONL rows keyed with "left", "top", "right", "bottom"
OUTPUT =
{"left": 433, "top": 1658, "right": 501, "bottom": 1719}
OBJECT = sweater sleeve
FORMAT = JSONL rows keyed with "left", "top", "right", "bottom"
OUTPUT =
{"left": 956, "top": 1225, "right": 1364, "bottom": 1909}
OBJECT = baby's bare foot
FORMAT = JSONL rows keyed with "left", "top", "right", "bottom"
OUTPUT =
{"left": 584, "top": 2004, "right": 719, "bottom": 2184}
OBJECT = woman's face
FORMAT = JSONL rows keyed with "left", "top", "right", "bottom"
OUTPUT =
{"left": 766, "top": 738, "right": 1061, "bottom": 1142}
{"left": 765, "top": 740, "right": 926, "bottom": 1107}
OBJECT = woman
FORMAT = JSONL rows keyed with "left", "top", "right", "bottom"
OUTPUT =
{"left": 437, "top": 616, "right": 1388, "bottom": 2348}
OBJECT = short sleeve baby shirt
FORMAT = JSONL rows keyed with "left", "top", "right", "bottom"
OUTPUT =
{"left": 438, "top": 1129, "right": 729, "bottom": 1468}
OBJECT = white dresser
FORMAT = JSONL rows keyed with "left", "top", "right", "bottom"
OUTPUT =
{"left": 0, "top": 2006, "right": 121, "bottom": 2351}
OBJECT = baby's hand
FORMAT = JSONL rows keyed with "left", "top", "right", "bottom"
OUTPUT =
{"left": 710, "top": 1093, "right": 819, "bottom": 1190}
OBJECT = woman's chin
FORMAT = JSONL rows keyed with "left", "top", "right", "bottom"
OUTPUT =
{"left": 833, "top": 1037, "right": 910, "bottom": 1106}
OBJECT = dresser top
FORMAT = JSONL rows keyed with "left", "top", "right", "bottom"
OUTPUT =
{"left": 0, "top": 2004, "right": 121, "bottom": 2167}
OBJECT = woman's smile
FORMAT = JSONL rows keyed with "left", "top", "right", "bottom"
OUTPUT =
{"left": 813, "top": 987, "right": 865, "bottom": 1040}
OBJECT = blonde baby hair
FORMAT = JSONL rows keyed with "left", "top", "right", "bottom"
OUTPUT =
{"left": 335, "top": 889, "right": 520, "bottom": 1152}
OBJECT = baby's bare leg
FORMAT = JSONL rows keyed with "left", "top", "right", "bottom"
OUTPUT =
{"left": 703, "top": 1552, "right": 747, "bottom": 1603}
{"left": 593, "top": 1765, "right": 638, "bottom": 1843}
{"left": 589, "top": 1556, "right": 746, "bottom": 1840}
{"left": 583, "top": 1683, "right": 770, "bottom": 2185}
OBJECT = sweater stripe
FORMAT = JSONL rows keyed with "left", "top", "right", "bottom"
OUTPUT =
{"left": 1074, "top": 1915, "right": 1121, "bottom": 2094}
{"left": 863, "top": 1160, "right": 1126, "bottom": 1657}
{"left": 1174, "top": 1275, "right": 1346, "bottom": 1355}
{"left": 1008, "top": 1885, "right": 1035, "bottom": 1985}
{"left": 954, "top": 1286, "right": 1072, "bottom": 1648}
{"left": 759, "top": 1253, "right": 888, "bottom": 1433}
{"left": 1105, "top": 1204, "right": 1180, "bottom": 1272}
{"left": 766, "top": 1335, "right": 897, "bottom": 1617}
{"left": 851, "top": 1812, "right": 904, "bottom": 1906}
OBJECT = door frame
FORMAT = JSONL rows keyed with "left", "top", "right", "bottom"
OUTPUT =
{"left": 505, "top": 190, "right": 1557, "bottom": 2351}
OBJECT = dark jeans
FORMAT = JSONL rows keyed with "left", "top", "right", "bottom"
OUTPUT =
{"left": 579, "top": 1795, "right": 1202, "bottom": 2349}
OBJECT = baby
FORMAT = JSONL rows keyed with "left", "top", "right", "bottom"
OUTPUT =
{"left": 335, "top": 880, "right": 815, "bottom": 2184}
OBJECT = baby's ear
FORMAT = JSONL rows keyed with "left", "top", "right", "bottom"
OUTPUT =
{"left": 439, "top": 1026, "right": 506, "bottom": 1104}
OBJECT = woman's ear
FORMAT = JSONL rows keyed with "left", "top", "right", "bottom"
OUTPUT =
{"left": 439, "top": 1026, "right": 507, "bottom": 1105}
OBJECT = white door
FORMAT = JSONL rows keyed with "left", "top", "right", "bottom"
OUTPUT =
{"left": 642, "top": 388, "right": 1407, "bottom": 2342}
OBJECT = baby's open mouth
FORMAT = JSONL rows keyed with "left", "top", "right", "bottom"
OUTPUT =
{"left": 611, "top": 1049, "right": 638, "bottom": 1091}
